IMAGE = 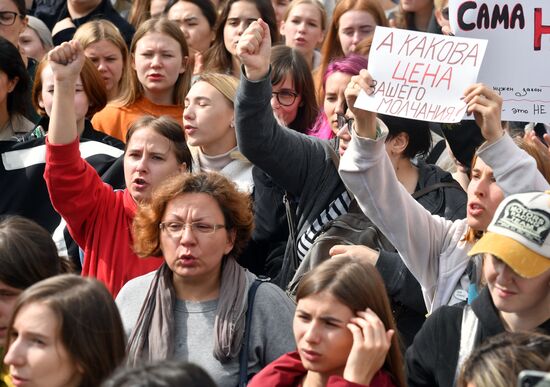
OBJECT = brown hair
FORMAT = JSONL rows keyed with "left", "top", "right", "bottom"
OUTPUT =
{"left": 316, "top": 0, "right": 387, "bottom": 98}
{"left": 203, "top": 0, "right": 279, "bottom": 75}
{"left": 0, "top": 215, "right": 72, "bottom": 290}
{"left": 73, "top": 19, "right": 131, "bottom": 101}
{"left": 127, "top": 0, "right": 153, "bottom": 29}
{"left": 133, "top": 172, "right": 253, "bottom": 259}
{"left": 296, "top": 256, "right": 406, "bottom": 387}
{"left": 352, "top": 35, "right": 374, "bottom": 57}
{"left": 4, "top": 274, "right": 126, "bottom": 387}
{"left": 270, "top": 45, "right": 318, "bottom": 133}
{"left": 32, "top": 56, "right": 107, "bottom": 118}
{"left": 125, "top": 115, "right": 192, "bottom": 167}
{"left": 457, "top": 332, "right": 550, "bottom": 387}
{"left": 118, "top": 17, "right": 191, "bottom": 107}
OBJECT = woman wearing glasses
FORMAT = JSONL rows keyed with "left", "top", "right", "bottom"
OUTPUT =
{"left": 116, "top": 172, "right": 296, "bottom": 386}
{"left": 0, "top": 0, "right": 26, "bottom": 51}
{"left": 183, "top": 73, "right": 254, "bottom": 193}
{"left": 0, "top": 0, "right": 39, "bottom": 123}
{"left": 243, "top": 45, "right": 319, "bottom": 275}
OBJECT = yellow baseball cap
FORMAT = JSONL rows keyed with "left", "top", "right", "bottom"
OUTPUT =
{"left": 468, "top": 191, "right": 550, "bottom": 278}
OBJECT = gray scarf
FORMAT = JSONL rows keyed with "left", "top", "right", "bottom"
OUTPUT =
{"left": 126, "top": 258, "right": 249, "bottom": 365}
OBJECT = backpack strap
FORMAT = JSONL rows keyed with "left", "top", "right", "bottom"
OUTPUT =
{"left": 455, "top": 306, "right": 479, "bottom": 384}
{"left": 425, "top": 138, "right": 447, "bottom": 165}
{"left": 238, "top": 278, "right": 267, "bottom": 387}
{"left": 412, "top": 181, "right": 463, "bottom": 200}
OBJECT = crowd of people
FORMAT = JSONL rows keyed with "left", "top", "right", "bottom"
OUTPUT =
{"left": 0, "top": 0, "right": 549, "bottom": 385}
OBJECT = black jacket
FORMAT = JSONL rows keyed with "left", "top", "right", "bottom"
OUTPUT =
{"left": 249, "top": 141, "right": 466, "bottom": 346}
{"left": 406, "top": 287, "right": 550, "bottom": 387}
{"left": 52, "top": 0, "right": 135, "bottom": 47}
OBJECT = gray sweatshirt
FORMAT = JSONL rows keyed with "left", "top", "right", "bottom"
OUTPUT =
{"left": 116, "top": 271, "right": 296, "bottom": 387}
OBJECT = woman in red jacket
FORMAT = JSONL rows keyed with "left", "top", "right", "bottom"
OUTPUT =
{"left": 43, "top": 40, "right": 191, "bottom": 296}
{"left": 249, "top": 256, "right": 405, "bottom": 387}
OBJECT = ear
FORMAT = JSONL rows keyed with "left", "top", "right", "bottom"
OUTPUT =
{"left": 6, "top": 76, "right": 19, "bottom": 93}
{"left": 387, "top": 132, "right": 409, "bottom": 157}
{"left": 280, "top": 21, "right": 286, "bottom": 36}
{"left": 230, "top": 120, "right": 235, "bottom": 129}
{"left": 76, "top": 361, "right": 85, "bottom": 375}
{"left": 178, "top": 162, "right": 187, "bottom": 173}
{"left": 224, "top": 229, "right": 236, "bottom": 255}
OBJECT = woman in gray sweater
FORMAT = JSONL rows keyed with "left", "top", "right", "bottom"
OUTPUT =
{"left": 116, "top": 172, "right": 295, "bottom": 387}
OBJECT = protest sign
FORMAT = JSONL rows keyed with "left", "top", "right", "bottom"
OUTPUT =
{"left": 355, "top": 26, "right": 487, "bottom": 123}
{"left": 449, "top": 0, "right": 550, "bottom": 122}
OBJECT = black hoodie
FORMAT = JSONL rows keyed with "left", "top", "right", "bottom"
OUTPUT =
{"left": 406, "top": 287, "right": 550, "bottom": 387}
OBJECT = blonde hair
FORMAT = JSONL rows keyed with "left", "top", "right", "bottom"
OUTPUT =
{"left": 457, "top": 332, "right": 550, "bottom": 387}
{"left": 73, "top": 20, "right": 130, "bottom": 100}
{"left": 193, "top": 73, "right": 239, "bottom": 106}
{"left": 117, "top": 17, "right": 191, "bottom": 107}
{"left": 283, "top": 0, "right": 327, "bottom": 31}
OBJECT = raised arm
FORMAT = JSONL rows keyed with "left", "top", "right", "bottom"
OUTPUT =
{"left": 236, "top": 18, "right": 270, "bottom": 82}
{"left": 235, "top": 20, "right": 340, "bottom": 196}
{"left": 464, "top": 84, "right": 550, "bottom": 193}
{"left": 340, "top": 70, "right": 467, "bottom": 304}
{"left": 44, "top": 41, "right": 119, "bottom": 249}
{"left": 47, "top": 41, "right": 85, "bottom": 145}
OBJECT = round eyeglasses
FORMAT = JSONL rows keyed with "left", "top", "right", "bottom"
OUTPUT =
{"left": 272, "top": 90, "right": 299, "bottom": 106}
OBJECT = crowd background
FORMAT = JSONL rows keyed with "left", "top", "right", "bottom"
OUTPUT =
{"left": 0, "top": 0, "right": 550, "bottom": 386}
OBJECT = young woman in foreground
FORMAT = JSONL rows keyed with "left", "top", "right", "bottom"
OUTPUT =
{"left": 249, "top": 256, "right": 405, "bottom": 387}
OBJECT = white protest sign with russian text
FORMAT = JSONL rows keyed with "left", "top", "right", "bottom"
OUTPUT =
{"left": 449, "top": 0, "right": 550, "bottom": 122}
{"left": 355, "top": 26, "right": 487, "bottom": 123}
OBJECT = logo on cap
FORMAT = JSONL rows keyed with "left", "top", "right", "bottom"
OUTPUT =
{"left": 495, "top": 199, "right": 550, "bottom": 246}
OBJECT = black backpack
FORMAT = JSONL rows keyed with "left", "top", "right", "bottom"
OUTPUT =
{"left": 284, "top": 198, "right": 395, "bottom": 297}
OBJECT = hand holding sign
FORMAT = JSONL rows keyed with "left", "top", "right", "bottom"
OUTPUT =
{"left": 345, "top": 70, "right": 378, "bottom": 139}
{"left": 463, "top": 83, "right": 504, "bottom": 144}
{"left": 354, "top": 27, "right": 487, "bottom": 123}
